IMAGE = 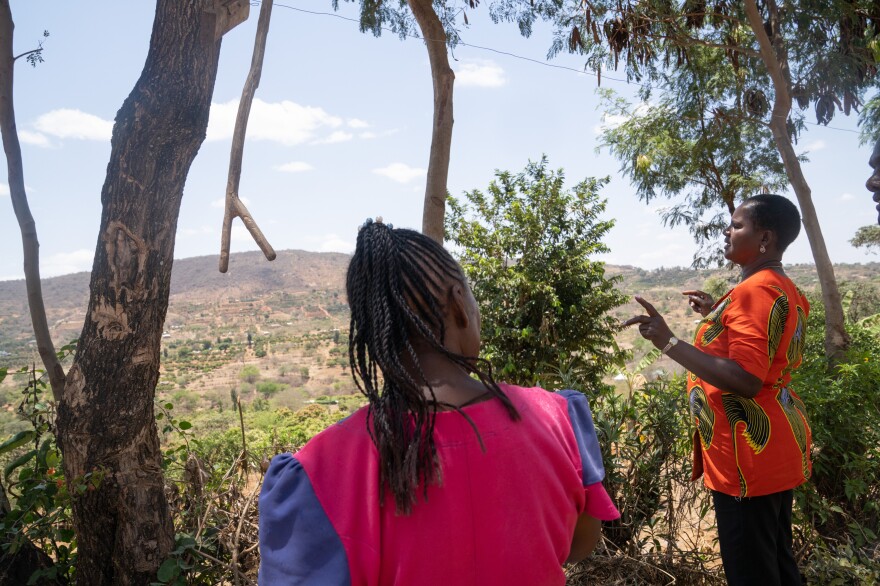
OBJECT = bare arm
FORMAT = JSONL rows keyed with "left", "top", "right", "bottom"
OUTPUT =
{"left": 662, "top": 338, "right": 761, "bottom": 398}
{"left": 567, "top": 513, "right": 601, "bottom": 564}
{"left": 624, "top": 296, "right": 762, "bottom": 399}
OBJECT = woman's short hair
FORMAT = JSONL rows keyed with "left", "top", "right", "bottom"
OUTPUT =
{"left": 743, "top": 194, "right": 802, "bottom": 252}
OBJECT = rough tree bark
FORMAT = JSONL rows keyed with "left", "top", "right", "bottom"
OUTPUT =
{"left": 0, "top": 0, "right": 65, "bottom": 401}
{"left": 408, "top": 0, "right": 454, "bottom": 243}
{"left": 55, "top": 1, "right": 248, "bottom": 584}
{"left": 744, "top": 0, "right": 849, "bottom": 361}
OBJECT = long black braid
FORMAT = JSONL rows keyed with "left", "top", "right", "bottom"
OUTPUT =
{"left": 346, "top": 220, "right": 519, "bottom": 514}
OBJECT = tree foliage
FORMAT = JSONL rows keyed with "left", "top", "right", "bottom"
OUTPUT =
{"left": 445, "top": 157, "right": 626, "bottom": 390}
{"left": 851, "top": 224, "right": 880, "bottom": 254}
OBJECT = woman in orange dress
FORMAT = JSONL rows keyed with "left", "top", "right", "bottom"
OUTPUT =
{"left": 625, "top": 194, "right": 810, "bottom": 586}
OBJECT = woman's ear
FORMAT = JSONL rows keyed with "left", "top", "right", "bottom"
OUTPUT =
{"left": 447, "top": 283, "right": 471, "bottom": 330}
{"left": 762, "top": 229, "right": 777, "bottom": 252}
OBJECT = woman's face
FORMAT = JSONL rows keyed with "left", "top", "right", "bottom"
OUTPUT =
{"left": 723, "top": 204, "right": 767, "bottom": 266}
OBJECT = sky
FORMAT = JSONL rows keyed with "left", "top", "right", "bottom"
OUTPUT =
{"left": 1, "top": 0, "right": 878, "bottom": 282}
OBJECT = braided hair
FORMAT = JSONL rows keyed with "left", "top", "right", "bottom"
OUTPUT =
{"left": 346, "top": 220, "right": 519, "bottom": 514}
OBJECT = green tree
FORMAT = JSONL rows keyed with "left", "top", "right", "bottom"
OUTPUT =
{"left": 496, "top": 0, "right": 880, "bottom": 360}
{"left": 446, "top": 157, "right": 627, "bottom": 390}
{"left": 597, "top": 59, "right": 790, "bottom": 267}
{"left": 851, "top": 225, "right": 880, "bottom": 254}
{"left": 255, "top": 381, "right": 285, "bottom": 398}
{"left": 239, "top": 365, "right": 260, "bottom": 385}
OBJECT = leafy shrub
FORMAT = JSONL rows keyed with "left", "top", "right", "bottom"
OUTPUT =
{"left": 793, "top": 306, "right": 880, "bottom": 545}
{"left": 446, "top": 157, "right": 627, "bottom": 388}
{"left": 239, "top": 366, "right": 260, "bottom": 385}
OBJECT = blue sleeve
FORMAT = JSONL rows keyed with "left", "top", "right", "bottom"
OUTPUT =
{"left": 557, "top": 389, "right": 606, "bottom": 486}
{"left": 258, "top": 453, "right": 351, "bottom": 586}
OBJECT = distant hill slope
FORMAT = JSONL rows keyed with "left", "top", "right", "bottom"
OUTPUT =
{"left": 1, "top": 250, "right": 877, "bottom": 364}
{"left": 0, "top": 250, "right": 349, "bottom": 360}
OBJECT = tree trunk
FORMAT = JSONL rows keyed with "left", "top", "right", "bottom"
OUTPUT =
{"left": 408, "top": 0, "right": 454, "bottom": 243}
{"left": 0, "top": 0, "right": 65, "bottom": 401}
{"left": 55, "top": 1, "right": 247, "bottom": 584}
{"left": 744, "top": 0, "right": 848, "bottom": 361}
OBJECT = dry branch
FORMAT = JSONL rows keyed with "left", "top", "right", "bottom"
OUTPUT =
{"left": 0, "top": 0, "right": 65, "bottom": 401}
{"left": 219, "top": 0, "right": 276, "bottom": 273}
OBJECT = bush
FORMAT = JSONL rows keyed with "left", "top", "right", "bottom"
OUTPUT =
{"left": 239, "top": 365, "right": 260, "bottom": 385}
{"left": 793, "top": 307, "right": 880, "bottom": 546}
{"left": 446, "top": 157, "right": 627, "bottom": 388}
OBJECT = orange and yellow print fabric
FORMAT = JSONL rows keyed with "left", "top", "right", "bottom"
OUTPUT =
{"left": 687, "top": 269, "right": 812, "bottom": 498}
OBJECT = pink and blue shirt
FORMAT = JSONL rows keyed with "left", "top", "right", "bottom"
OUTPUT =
{"left": 258, "top": 384, "right": 619, "bottom": 585}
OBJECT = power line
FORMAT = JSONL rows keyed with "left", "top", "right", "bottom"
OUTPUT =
{"left": 269, "top": 1, "right": 861, "bottom": 135}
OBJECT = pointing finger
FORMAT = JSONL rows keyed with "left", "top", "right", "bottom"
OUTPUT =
{"left": 622, "top": 316, "right": 648, "bottom": 327}
{"left": 634, "top": 296, "right": 660, "bottom": 317}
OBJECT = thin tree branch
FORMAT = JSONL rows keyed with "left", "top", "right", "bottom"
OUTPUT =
{"left": 12, "top": 47, "right": 40, "bottom": 62}
{"left": 219, "top": 0, "right": 276, "bottom": 273}
{"left": 0, "top": 0, "right": 65, "bottom": 401}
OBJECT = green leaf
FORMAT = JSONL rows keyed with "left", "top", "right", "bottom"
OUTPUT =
{"left": 156, "top": 558, "right": 179, "bottom": 582}
{"left": 4, "top": 450, "right": 37, "bottom": 480}
{"left": 0, "top": 430, "right": 35, "bottom": 456}
{"left": 178, "top": 421, "right": 192, "bottom": 430}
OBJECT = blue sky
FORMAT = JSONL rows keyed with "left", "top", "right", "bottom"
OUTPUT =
{"left": 1, "top": 0, "right": 877, "bottom": 281}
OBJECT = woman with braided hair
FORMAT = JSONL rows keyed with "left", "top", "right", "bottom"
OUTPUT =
{"left": 258, "top": 219, "right": 619, "bottom": 585}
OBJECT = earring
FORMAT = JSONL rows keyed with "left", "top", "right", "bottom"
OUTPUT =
{"left": 760, "top": 244, "right": 766, "bottom": 253}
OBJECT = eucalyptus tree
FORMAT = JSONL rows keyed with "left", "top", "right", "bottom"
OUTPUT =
{"left": 491, "top": 0, "right": 880, "bottom": 360}
{"left": 334, "top": 0, "right": 476, "bottom": 242}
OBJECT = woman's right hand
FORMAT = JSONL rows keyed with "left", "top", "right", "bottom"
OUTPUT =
{"left": 682, "top": 290, "right": 714, "bottom": 317}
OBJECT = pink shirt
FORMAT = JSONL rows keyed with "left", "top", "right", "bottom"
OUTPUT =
{"left": 259, "top": 384, "right": 618, "bottom": 585}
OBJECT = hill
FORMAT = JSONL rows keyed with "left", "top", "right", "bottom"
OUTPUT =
{"left": 1, "top": 251, "right": 878, "bottom": 435}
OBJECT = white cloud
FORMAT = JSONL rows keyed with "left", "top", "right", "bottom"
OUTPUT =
{"left": 207, "top": 98, "right": 343, "bottom": 146}
{"left": 180, "top": 225, "right": 213, "bottom": 237}
{"left": 317, "top": 234, "right": 353, "bottom": 253}
{"left": 313, "top": 131, "right": 353, "bottom": 145}
{"left": 231, "top": 225, "right": 252, "bottom": 242}
{"left": 359, "top": 128, "right": 399, "bottom": 140}
{"left": 42, "top": 249, "right": 94, "bottom": 277}
{"left": 593, "top": 113, "right": 628, "bottom": 135}
{"left": 0, "top": 182, "right": 37, "bottom": 196}
{"left": 19, "top": 130, "right": 52, "bottom": 147}
{"left": 34, "top": 109, "right": 113, "bottom": 141}
{"left": 455, "top": 59, "right": 507, "bottom": 88}
{"left": 210, "top": 196, "right": 252, "bottom": 208}
{"left": 347, "top": 118, "right": 369, "bottom": 129}
{"left": 805, "top": 139, "right": 826, "bottom": 152}
{"left": 840, "top": 192, "right": 855, "bottom": 201}
{"left": 593, "top": 103, "right": 653, "bottom": 134}
{"left": 373, "top": 163, "right": 426, "bottom": 184}
{"left": 276, "top": 161, "right": 314, "bottom": 173}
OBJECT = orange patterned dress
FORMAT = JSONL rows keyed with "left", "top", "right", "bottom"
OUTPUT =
{"left": 688, "top": 269, "right": 811, "bottom": 497}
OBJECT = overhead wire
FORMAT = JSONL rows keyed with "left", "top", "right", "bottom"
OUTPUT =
{"left": 267, "top": 1, "right": 861, "bottom": 135}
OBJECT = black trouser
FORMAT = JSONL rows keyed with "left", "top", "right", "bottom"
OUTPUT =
{"left": 712, "top": 489, "right": 802, "bottom": 586}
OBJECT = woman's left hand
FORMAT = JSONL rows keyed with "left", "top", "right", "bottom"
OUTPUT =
{"left": 623, "top": 296, "right": 676, "bottom": 350}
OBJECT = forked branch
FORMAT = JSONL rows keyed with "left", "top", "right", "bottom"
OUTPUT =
{"left": 219, "top": 0, "right": 276, "bottom": 273}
